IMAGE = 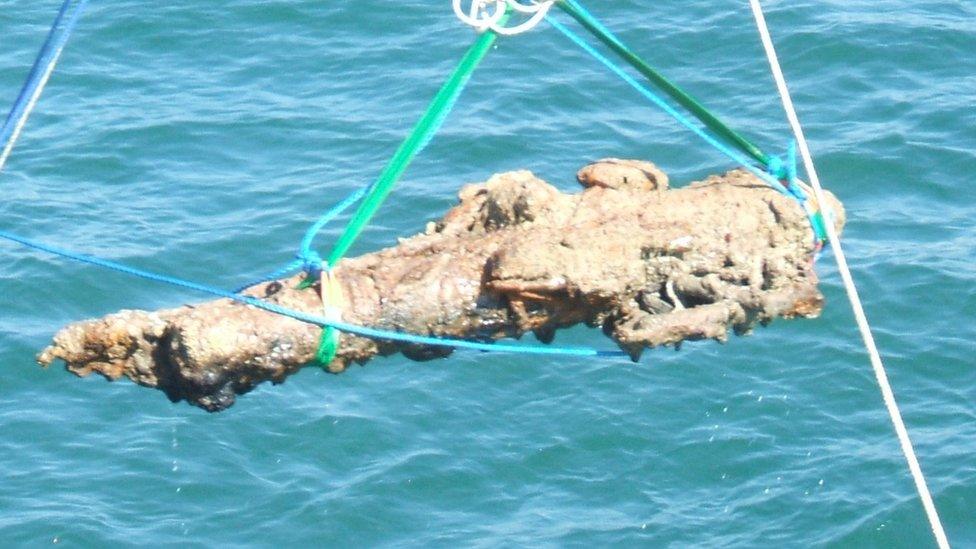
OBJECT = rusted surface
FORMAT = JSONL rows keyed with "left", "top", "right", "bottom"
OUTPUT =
{"left": 37, "top": 160, "right": 844, "bottom": 411}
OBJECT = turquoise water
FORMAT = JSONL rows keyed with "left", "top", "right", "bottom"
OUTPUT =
{"left": 2, "top": 0, "right": 974, "bottom": 545}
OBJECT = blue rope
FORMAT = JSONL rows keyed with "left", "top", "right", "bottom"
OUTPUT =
{"left": 297, "top": 184, "right": 371, "bottom": 272}
{"left": 274, "top": 58, "right": 472, "bottom": 289}
{"left": 765, "top": 140, "right": 803, "bottom": 198}
{"left": 234, "top": 183, "right": 372, "bottom": 292}
{"left": 252, "top": 53, "right": 478, "bottom": 293}
{"left": 232, "top": 257, "right": 304, "bottom": 294}
{"left": 562, "top": 0, "right": 628, "bottom": 51}
{"left": 0, "top": 0, "right": 89, "bottom": 161}
{"left": 0, "top": 230, "right": 627, "bottom": 359}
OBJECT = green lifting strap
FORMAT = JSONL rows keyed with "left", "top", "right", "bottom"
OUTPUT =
{"left": 327, "top": 31, "right": 500, "bottom": 266}
{"left": 555, "top": 0, "right": 770, "bottom": 166}
{"left": 313, "top": 25, "right": 502, "bottom": 367}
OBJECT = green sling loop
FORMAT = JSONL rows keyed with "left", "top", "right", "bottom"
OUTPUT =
{"left": 314, "top": 26, "right": 503, "bottom": 367}
{"left": 327, "top": 31, "right": 501, "bottom": 266}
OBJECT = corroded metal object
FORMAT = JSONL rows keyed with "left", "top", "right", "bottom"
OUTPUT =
{"left": 38, "top": 159, "right": 844, "bottom": 412}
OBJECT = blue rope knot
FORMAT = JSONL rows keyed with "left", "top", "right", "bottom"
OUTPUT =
{"left": 766, "top": 140, "right": 802, "bottom": 199}
{"left": 298, "top": 250, "right": 323, "bottom": 279}
{"left": 763, "top": 141, "right": 830, "bottom": 247}
{"left": 765, "top": 154, "right": 785, "bottom": 179}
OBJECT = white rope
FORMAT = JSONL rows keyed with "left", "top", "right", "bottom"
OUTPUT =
{"left": 452, "top": 0, "right": 555, "bottom": 35}
{"left": 453, "top": 0, "right": 505, "bottom": 31}
{"left": 747, "top": 2, "right": 949, "bottom": 547}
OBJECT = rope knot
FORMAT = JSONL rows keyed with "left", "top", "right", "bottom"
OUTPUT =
{"left": 765, "top": 141, "right": 830, "bottom": 247}
{"left": 765, "top": 140, "right": 798, "bottom": 193}
{"left": 298, "top": 250, "right": 323, "bottom": 279}
{"left": 765, "top": 154, "right": 785, "bottom": 180}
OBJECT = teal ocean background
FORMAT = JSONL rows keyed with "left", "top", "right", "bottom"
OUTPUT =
{"left": 1, "top": 1, "right": 974, "bottom": 546}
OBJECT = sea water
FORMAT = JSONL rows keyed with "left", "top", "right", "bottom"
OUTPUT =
{"left": 1, "top": 1, "right": 973, "bottom": 546}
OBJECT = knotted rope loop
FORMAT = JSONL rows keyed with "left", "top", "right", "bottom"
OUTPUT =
{"left": 299, "top": 250, "right": 323, "bottom": 279}
{"left": 765, "top": 140, "right": 802, "bottom": 198}
{"left": 291, "top": 250, "right": 324, "bottom": 290}
{"left": 765, "top": 153, "right": 785, "bottom": 180}
{"left": 763, "top": 141, "right": 830, "bottom": 245}
{"left": 453, "top": 0, "right": 555, "bottom": 35}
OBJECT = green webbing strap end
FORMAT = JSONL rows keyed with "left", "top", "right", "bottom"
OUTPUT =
{"left": 299, "top": 29, "right": 500, "bottom": 372}
{"left": 309, "top": 18, "right": 505, "bottom": 369}
{"left": 313, "top": 267, "right": 344, "bottom": 369}
{"left": 315, "top": 326, "right": 340, "bottom": 368}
